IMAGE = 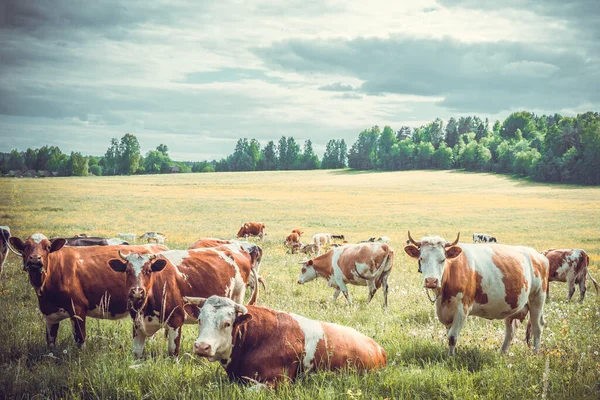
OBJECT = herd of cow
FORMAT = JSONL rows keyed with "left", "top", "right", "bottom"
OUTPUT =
{"left": 0, "top": 222, "right": 598, "bottom": 388}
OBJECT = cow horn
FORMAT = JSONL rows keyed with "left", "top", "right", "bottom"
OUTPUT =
{"left": 118, "top": 250, "right": 129, "bottom": 260}
{"left": 234, "top": 303, "right": 248, "bottom": 315}
{"left": 298, "top": 258, "right": 309, "bottom": 264}
{"left": 407, "top": 231, "right": 421, "bottom": 247}
{"left": 445, "top": 232, "right": 460, "bottom": 247}
{"left": 183, "top": 296, "right": 207, "bottom": 307}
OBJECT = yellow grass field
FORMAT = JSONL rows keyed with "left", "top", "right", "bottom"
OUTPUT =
{"left": 0, "top": 170, "right": 599, "bottom": 399}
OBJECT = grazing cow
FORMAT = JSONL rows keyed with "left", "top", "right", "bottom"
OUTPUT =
{"left": 473, "top": 233, "right": 498, "bottom": 243}
{"left": 188, "top": 238, "right": 265, "bottom": 291}
{"left": 8, "top": 233, "right": 166, "bottom": 347}
{"left": 141, "top": 231, "right": 167, "bottom": 244}
{"left": 285, "top": 232, "right": 302, "bottom": 254}
{"left": 0, "top": 226, "right": 14, "bottom": 277}
{"left": 404, "top": 231, "right": 548, "bottom": 355}
{"left": 300, "top": 243, "right": 318, "bottom": 255}
{"left": 109, "top": 245, "right": 258, "bottom": 358}
{"left": 331, "top": 234, "right": 345, "bottom": 241}
{"left": 312, "top": 233, "right": 333, "bottom": 254}
{"left": 53, "top": 236, "right": 130, "bottom": 247}
{"left": 183, "top": 295, "right": 386, "bottom": 387}
{"left": 117, "top": 233, "right": 136, "bottom": 243}
{"left": 291, "top": 228, "right": 304, "bottom": 237}
{"left": 236, "top": 222, "right": 266, "bottom": 241}
{"left": 297, "top": 242, "right": 394, "bottom": 307}
{"left": 541, "top": 248, "right": 599, "bottom": 302}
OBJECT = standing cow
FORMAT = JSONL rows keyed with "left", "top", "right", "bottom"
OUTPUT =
{"left": 236, "top": 222, "right": 266, "bottom": 241}
{"left": 183, "top": 295, "right": 386, "bottom": 387}
{"left": 311, "top": 233, "right": 333, "bottom": 254}
{"left": 541, "top": 248, "right": 599, "bottom": 302}
{"left": 8, "top": 233, "right": 166, "bottom": 347}
{"left": 405, "top": 231, "right": 548, "bottom": 355}
{"left": 285, "top": 232, "right": 302, "bottom": 254}
{"left": 108, "top": 245, "right": 258, "bottom": 358}
{"left": 297, "top": 242, "right": 394, "bottom": 307}
{"left": 473, "top": 233, "right": 498, "bottom": 243}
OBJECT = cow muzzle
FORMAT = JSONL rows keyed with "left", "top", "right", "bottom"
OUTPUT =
{"left": 193, "top": 341, "right": 213, "bottom": 357}
{"left": 129, "top": 287, "right": 146, "bottom": 300}
{"left": 424, "top": 278, "right": 439, "bottom": 289}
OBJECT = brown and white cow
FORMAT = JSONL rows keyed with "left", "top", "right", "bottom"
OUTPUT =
{"left": 297, "top": 242, "right": 394, "bottom": 307}
{"left": 188, "top": 238, "right": 265, "bottom": 291}
{"left": 108, "top": 245, "right": 258, "bottom": 358}
{"left": 541, "top": 248, "right": 599, "bottom": 302}
{"left": 183, "top": 295, "right": 386, "bottom": 387}
{"left": 285, "top": 232, "right": 302, "bottom": 254}
{"left": 8, "top": 233, "right": 167, "bottom": 347}
{"left": 300, "top": 243, "right": 319, "bottom": 255}
{"left": 311, "top": 233, "right": 333, "bottom": 254}
{"left": 291, "top": 228, "right": 304, "bottom": 237}
{"left": 404, "top": 231, "right": 548, "bottom": 355}
{"left": 236, "top": 222, "right": 266, "bottom": 241}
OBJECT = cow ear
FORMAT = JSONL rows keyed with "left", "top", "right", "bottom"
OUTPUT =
{"left": 151, "top": 258, "right": 167, "bottom": 272}
{"left": 235, "top": 313, "right": 252, "bottom": 327}
{"left": 8, "top": 237, "right": 25, "bottom": 254}
{"left": 183, "top": 303, "right": 200, "bottom": 319}
{"left": 50, "top": 238, "right": 66, "bottom": 252}
{"left": 404, "top": 245, "right": 420, "bottom": 259}
{"left": 445, "top": 246, "right": 462, "bottom": 259}
{"left": 109, "top": 259, "right": 128, "bottom": 272}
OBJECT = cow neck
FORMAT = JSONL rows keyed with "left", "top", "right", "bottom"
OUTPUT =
{"left": 440, "top": 252, "right": 468, "bottom": 295}
{"left": 29, "top": 252, "right": 57, "bottom": 296}
{"left": 313, "top": 252, "right": 334, "bottom": 279}
{"left": 225, "top": 313, "right": 253, "bottom": 374}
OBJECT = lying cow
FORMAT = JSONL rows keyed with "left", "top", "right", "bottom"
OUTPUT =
{"left": 183, "top": 295, "right": 386, "bottom": 387}
{"left": 473, "top": 233, "right": 497, "bottom": 243}
{"left": 141, "top": 231, "right": 167, "bottom": 244}
{"left": 109, "top": 245, "right": 258, "bottom": 358}
{"left": 117, "top": 233, "right": 136, "bottom": 243}
{"left": 9, "top": 233, "right": 166, "bottom": 347}
{"left": 299, "top": 243, "right": 318, "bottom": 255}
{"left": 188, "top": 238, "right": 265, "bottom": 291}
{"left": 285, "top": 232, "right": 302, "bottom": 254}
{"left": 541, "top": 248, "right": 599, "bottom": 302}
{"left": 236, "top": 222, "right": 266, "bottom": 241}
{"left": 405, "top": 231, "right": 548, "bottom": 355}
{"left": 297, "top": 242, "right": 394, "bottom": 307}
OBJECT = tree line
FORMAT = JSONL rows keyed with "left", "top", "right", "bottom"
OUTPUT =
{"left": 2, "top": 111, "right": 599, "bottom": 185}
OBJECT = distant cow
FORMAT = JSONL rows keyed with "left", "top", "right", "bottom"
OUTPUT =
{"left": 8, "top": 233, "right": 166, "bottom": 347}
{"left": 299, "top": 243, "right": 318, "bottom": 255}
{"left": 331, "top": 234, "right": 345, "bottom": 241}
{"left": 285, "top": 232, "right": 302, "bottom": 254}
{"left": 297, "top": 242, "right": 394, "bottom": 307}
{"left": 141, "top": 232, "right": 167, "bottom": 244}
{"left": 236, "top": 222, "right": 266, "bottom": 241}
{"left": 312, "top": 233, "right": 333, "bottom": 254}
{"left": 183, "top": 295, "right": 386, "bottom": 387}
{"left": 541, "top": 248, "right": 599, "bottom": 302}
{"left": 0, "top": 226, "right": 13, "bottom": 277}
{"left": 188, "top": 238, "right": 265, "bottom": 291}
{"left": 117, "top": 233, "right": 136, "bottom": 243}
{"left": 291, "top": 228, "right": 304, "bottom": 237}
{"left": 109, "top": 245, "right": 259, "bottom": 358}
{"left": 405, "top": 231, "right": 548, "bottom": 355}
{"left": 473, "top": 233, "right": 497, "bottom": 243}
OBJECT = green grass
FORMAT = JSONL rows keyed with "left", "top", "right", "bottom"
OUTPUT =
{"left": 0, "top": 170, "right": 599, "bottom": 399}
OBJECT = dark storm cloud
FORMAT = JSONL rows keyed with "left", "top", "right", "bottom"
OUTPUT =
{"left": 318, "top": 82, "right": 355, "bottom": 92}
{"left": 255, "top": 35, "right": 600, "bottom": 113}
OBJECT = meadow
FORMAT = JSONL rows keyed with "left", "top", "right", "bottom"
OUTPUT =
{"left": 0, "top": 169, "right": 599, "bottom": 399}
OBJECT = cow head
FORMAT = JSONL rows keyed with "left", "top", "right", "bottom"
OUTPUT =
{"left": 108, "top": 251, "right": 167, "bottom": 309}
{"left": 404, "top": 231, "right": 462, "bottom": 290}
{"left": 184, "top": 295, "right": 251, "bottom": 363}
{"left": 8, "top": 233, "right": 66, "bottom": 288}
{"left": 297, "top": 258, "right": 318, "bottom": 284}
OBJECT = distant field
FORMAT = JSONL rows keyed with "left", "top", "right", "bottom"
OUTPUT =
{"left": 0, "top": 170, "right": 599, "bottom": 399}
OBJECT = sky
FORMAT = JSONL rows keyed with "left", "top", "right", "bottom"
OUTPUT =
{"left": 0, "top": 0, "right": 598, "bottom": 161}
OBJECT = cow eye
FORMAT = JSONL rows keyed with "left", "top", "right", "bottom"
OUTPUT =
{"left": 439, "top": 259, "right": 446, "bottom": 263}
{"left": 223, "top": 322, "right": 231, "bottom": 328}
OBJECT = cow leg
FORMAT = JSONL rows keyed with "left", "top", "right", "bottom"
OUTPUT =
{"left": 70, "top": 315, "right": 86, "bottom": 348}
{"left": 167, "top": 325, "right": 182, "bottom": 357}
{"left": 332, "top": 288, "right": 341, "bottom": 303}
{"left": 381, "top": 270, "right": 391, "bottom": 308}
{"left": 501, "top": 318, "right": 516, "bottom": 353}
{"left": 46, "top": 321, "right": 60, "bottom": 348}
{"left": 447, "top": 306, "right": 466, "bottom": 356}
{"left": 342, "top": 290, "right": 353, "bottom": 306}
{"left": 566, "top": 278, "right": 576, "bottom": 301}
{"left": 133, "top": 325, "right": 147, "bottom": 359}
{"left": 366, "top": 280, "right": 378, "bottom": 304}
{"left": 528, "top": 294, "right": 546, "bottom": 353}
{"left": 578, "top": 277, "right": 586, "bottom": 303}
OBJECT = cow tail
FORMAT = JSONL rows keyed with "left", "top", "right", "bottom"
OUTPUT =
{"left": 588, "top": 271, "right": 600, "bottom": 295}
{"left": 375, "top": 246, "right": 395, "bottom": 288}
{"left": 247, "top": 267, "right": 259, "bottom": 306}
{"left": 525, "top": 316, "right": 532, "bottom": 347}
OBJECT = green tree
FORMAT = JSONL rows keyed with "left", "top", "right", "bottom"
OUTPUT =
{"left": 261, "top": 141, "right": 278, "bottom": 170}
{"left": 69, "top": 152, "right": 89, "bottom": 176}
{"left": 415, "top": 142, "right": 434, "bottom": 169}
{"left": 8, "top": 149, "right": 25, "bottom": 171}
{"left": 432, "top": 143, "right": 454, "bottom": 169}
{"left": 104, "top": 138, "right": 120, "bottom": 175}
{"left": 119, "top": 133, "right": 141, "bottom": 175}
{"left": 377, "top": 126, "right": 398, "bottom": 169}
{"left": 300, "top": 139, "right": 319, "bottom": 170}
{"left": 445, "top": 118, "right": 459, "bottom": 148}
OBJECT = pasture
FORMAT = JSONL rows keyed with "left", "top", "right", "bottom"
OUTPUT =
{"left": 0, "top": 170, "right": 599, "bottom": 399}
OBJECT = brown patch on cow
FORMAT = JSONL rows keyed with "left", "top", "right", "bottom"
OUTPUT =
{"left": 474, "top": 272, "right": 489, "bottom": 305}
{"left": 286, "top": 232, "right": 300, "bottom": 244}
{"left": 291, "top": 229, "right": 303, "bottom": 237}
{"left": 440, "top": 253, "right": 478, "bottom": 307}
{"left": 491, "top": 248, "right": 528, "bottom": 309}
{"left": 530, "top": 251, "right": 549, "bottom": 292}
{"left": 188, "top": 238, "right": 233, "bottom": 250}
{"left": 309, "top": 251, "right": 335, "bottom": 278}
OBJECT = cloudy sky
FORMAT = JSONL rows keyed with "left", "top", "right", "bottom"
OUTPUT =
{"left": 1, "top": 1, "right": 598, "bottom": 161}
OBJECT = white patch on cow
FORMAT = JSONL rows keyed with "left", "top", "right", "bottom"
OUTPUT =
{"left": 330, "top": 248, "right": 348, "bottom": 292}
{"left": 127, "top": 254, "right": 150, "bottom": 277}
{"left": 167, "top": 326, "right": 180, "bottom": 355}
{"left": 45, "top": 308, "right": 69, "bottom": 324}
{"left": 142, "top": 315, "right": 162, "bottom": 337}
{"left": 133, "top": 330, "right": 146, "bottom": 359}
{"left": 555, "top": 250, "right": 580, "bottom": 281}
{"left": 163, "top": 250, "right": 189, "bottom": 268}
{"left": 351, "top": 262, "right": 369, "bottom": 285}
{"left": 290, "top": 313, "right": 325, "bottom": 371}
{"left": 31, "top": 233, "right": 48, "bottom": 244}
{"left": 194, "top": 299, "right": 237, "bottom": 362}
